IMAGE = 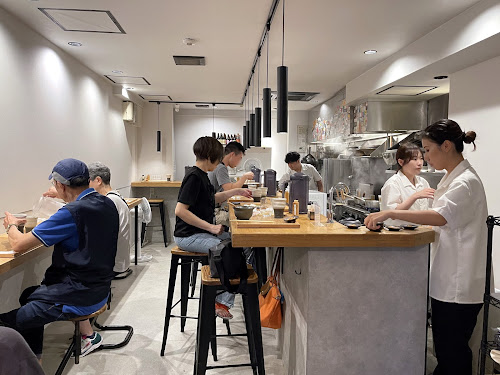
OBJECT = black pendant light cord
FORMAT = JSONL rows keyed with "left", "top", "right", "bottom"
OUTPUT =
{"left": 212, "top": 103, "right": 215, "bottom": 133}
{"left": 257, "top": 56, "right": 260, "bottom": 104}
{"left": 282, "top": 0, "right": 285, "bottom": 66}
{"left": 266, "top": 25, "right": 269, "bottom": 87}
{"left": 252, "top": 74, "right": 254, "bottom": 111}
{"left": 157, "top": 102, "right": 160, "bottom": 130}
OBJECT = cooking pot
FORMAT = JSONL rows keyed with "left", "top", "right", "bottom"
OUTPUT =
{"left": 364, "top": 200, "right": 380, "bottom": 209}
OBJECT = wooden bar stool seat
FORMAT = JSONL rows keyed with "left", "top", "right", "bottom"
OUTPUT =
{"left": 142, "top": 198, "right": 168, "bottom": 247}
{"left": 195, "top": 265, "right": 265, "bottom": 375}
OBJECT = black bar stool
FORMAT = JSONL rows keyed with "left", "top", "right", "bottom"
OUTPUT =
{"left": 142, "top": 199, "right": 168, "bottom": 247}
{"left": 195, "top": 265, "right": 265, "bottom": 375}
{"left": 161, "top": 246, "right": 230, "bottom": 358}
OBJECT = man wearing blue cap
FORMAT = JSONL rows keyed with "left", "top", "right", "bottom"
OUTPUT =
{"left": 1, "top": 158, "right": 119, "bottom": 360}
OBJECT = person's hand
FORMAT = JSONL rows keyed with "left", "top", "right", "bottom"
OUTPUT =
{"left": 364, "top": 211, "right": 392, "bottom": 230}
{"left": 238, "top": 188, "right": 252, "bottom": 198}
{"left": 42, "top": 186, "right": 59, "bottom": 198}
{"left": 210, "top": 224, "right": 224, "bottom": 235}
{"left": 3, "top": 212, "right": 25, "bottom": 229}
{"left": 242, "top": 171, "right": 254, "bottom": 181}
{"left": 412, "top": 188, "right": 435, "bottom": 201}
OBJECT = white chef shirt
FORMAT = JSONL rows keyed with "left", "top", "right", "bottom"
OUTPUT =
{"left": 430, "top": 159, "right": 488, "bottom": 304}
{"left": 278, "top": 163, "right": 322, "bottom": 191}
{"left": 106, "top": 190, "right": 131, "bottom": 273}
{"left": 381, "top": 171, "right": 431, "bottom": 226}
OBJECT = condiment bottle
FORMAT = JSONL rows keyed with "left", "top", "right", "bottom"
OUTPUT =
{"left": 293, "top": 200, "right": 299, "bottom": 216}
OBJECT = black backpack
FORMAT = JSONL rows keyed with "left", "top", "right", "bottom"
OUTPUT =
{"left": 208, "top": 239, "right": 248, "bottom": 294}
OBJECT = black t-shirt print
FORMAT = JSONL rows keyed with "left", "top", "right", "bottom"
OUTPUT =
{"left": 174, "top": 166, "right": 216, "bottom": 237}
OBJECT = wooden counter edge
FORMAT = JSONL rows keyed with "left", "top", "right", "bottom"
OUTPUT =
{"left": 0, "top": 235, "right": 50, "bottom": 276}
{"left": 131, "top": 181, "right": 182, "bottom": 188}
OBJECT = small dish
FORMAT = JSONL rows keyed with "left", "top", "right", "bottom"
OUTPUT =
{"left": 368, "top": 222, "right": 384, "bottom": 232}
{"left": 346, "top": 223, "right": 361, "bottom": 229}
{"left": 283, "top": 216, "right": 299, "bottom": 223}
{"left": 386, "top": 225, "right": 402, "bottom": 231}
{"left": 402, "top": 224, "right": 419, "bottom": 230}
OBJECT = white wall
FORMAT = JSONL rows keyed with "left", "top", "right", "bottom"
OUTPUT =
{"left": 0, "top": 8, "right": 136, "bottom": 218}
{"left": 136, "top": 102, "right": 175, "bottom": 180}
{"left": 173, "top": 108, "right": 308, "bottom": 181}
{"left": 448, "top": 54, "right": 500, "bottom": 287}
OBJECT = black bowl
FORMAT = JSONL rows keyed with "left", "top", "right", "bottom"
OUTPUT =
{"left": 346, "top": 223, "right": 361, "bottom": 229}
{"left": 368, "top": 222, "right": 384, "bottom": 232}
{"left": 386, "top": 225, "right": 402, "bottom": 231}
{"left": 402, "top": 224, "right": 419, "bottom": 230}
{"left": 284, "top": 216, "right": 299, "bottom": 223}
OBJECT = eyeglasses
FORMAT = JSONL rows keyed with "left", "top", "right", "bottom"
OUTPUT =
{"left": 52, "top": 180, "right": 58, "bottom": 187}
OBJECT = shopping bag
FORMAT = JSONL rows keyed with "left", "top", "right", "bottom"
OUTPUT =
{"left": 259, "top": 247, "right": 283, "bottom": 329}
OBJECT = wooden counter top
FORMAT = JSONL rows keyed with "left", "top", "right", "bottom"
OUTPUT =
{"left": 124, "top": 197, "right": 142, "bottom": 208}
{"left": 229, "top": 206, "right": 435, "bottom": 248}
{"left": 0, "top": 234, "right": 50, "bottom": 275}
{"left": 131, "top": 181, "right": 182, "bottom": 188}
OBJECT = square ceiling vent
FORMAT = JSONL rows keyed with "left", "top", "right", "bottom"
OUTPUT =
{"left": 271, "top": 91, "right": 319, "bottom": 101}
{"left": 139, "top": 94, "right": 173, "bottom": 101}
{"left": 39, "top": 8, "right": 126, "bottom": 34}
{"left": 105, "top": 76, "right": 150, "bottom": 85}
{"left": 173, "top": 56, "right": 206, "bottom": 66}
{"left": 376, "top": 85, "right": 437, "bottom": 96}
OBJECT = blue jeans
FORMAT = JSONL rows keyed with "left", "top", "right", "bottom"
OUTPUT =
{"left": 174, "top": 232, "right": 235, "bottom": 308}
{"left": 0, "top": 286, "right": 80, "bottom": 356}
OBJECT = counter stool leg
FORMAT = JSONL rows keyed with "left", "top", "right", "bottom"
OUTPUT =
{"left": 211, "top": 316, "right": 218, "bottom": 361}
{"left": 159, "top": 201, "right": 168, "bottom": 247}
{"left": 254, "top": 247, "right": 267, "bottom": 290}
{"left": 243, "top": 295, "right": 258, "bottom": 375}
{"left": 246, "top": 284, "right": 265, "bottom": 375}
{"left": 195, "top": 284, "right": 216, "bottom": 375}
{"left": 180, "top": 259, "right": 191, "bottom": 332}
{"left": 190, "top": 261, "right": 198, "bottom": 298}
{"left": 160, "top": 255, "right": 180, "bottom": 356}
{"left": 74, "top": 322, "right": 81, "bottom": 364}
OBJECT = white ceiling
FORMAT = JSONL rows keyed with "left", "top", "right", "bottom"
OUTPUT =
{"left": 0, "top": 0, "right": 481, "bottom": 110}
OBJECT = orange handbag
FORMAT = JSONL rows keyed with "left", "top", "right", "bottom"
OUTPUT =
{"left": 259, "top": 247, "right": 283, "bottom": 329}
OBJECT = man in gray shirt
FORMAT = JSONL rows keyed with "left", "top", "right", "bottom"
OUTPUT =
{"left": 208, "top": 141, "right": 253, "bottom": 225}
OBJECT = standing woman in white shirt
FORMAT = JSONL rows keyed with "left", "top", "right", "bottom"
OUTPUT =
{"left": 381, "top": 142, "right": 435, "bottom": 226}
{"left": 365, "top": 119, "right": 487, "bottom": 375}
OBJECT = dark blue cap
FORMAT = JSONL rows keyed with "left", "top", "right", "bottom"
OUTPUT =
{"left": 48, "top": 158, "right": 89, "bottom": 186}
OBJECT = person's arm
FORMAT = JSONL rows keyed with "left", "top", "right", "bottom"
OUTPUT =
{"left": 214, "top": 188, "right": 252, "bottom": 204}
{"left": 278, "top": 171, "right": 291, "bottom": 191}
{"left": 316, "top": 180, "right": 324, "bottom": 192}
{"left": 3, "top": 212, "right": 42, "bottom": 253}
{"left": 395, "top": 188, "right": 435, "bottom": 210}
{"left": 365, "top": 209, "right": 446, "bottom": 229}
{"left": 174, "top": 202, "right": 222, "bottom": 235}
{"left": 221, "top": 171, "right": 254, "bottom": 190}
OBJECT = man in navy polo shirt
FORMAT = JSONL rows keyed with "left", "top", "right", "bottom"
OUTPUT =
{"left": 1, "top": 158, "right": 119, "bottom": 360}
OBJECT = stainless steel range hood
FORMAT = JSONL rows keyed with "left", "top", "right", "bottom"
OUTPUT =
{"left": 366, "top": 101, "right": 427, "bottom": 132}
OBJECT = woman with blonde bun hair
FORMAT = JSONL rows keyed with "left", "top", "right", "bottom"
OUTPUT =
{"left": 366, "top": 119, "right": 487, "bottom": 375}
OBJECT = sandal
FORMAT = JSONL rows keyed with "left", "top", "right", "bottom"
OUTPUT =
{"left": 215, "top": 302, "right": 233, "bottom": 320}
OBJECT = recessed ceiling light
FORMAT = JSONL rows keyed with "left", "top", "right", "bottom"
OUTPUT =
{"left": 364, "top": 50, "right": 377, "bottom": 55}
{"left": 124, "top": 87, "right": 135, "bottom": 90}
{"left": 112, "top": 70, "right": 123, "bottom": 74}
{"left": 434, "top": 75, "right": 448, "bottom": 80}
{"left": 68, "top": 41, "right": 82, "bottom": 47}
{"left": 183, "top": 38, "right": 196, "bottom": 46}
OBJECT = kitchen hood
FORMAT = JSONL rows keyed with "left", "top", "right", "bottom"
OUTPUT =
{"left": 366, "top": 101, "right": 427, "bottom": 132}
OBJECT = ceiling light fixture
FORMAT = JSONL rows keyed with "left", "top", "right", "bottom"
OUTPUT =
{"left": 212, "top": 104, "right": 216, "bottom": 139}
{"left": 263, "top": 23, "right": 271, "bottom": 138}
{"left": 434, "top": 75, "right": 448, "bottom": 80}
{"left": 249, "top": 75, "right": 255, "bottom": 147}
{"left": 254, "top": 53, "right": 262, "bottom": 147}
{"left": 156, "top": 102, "right": 161, "bottom": 152}
{"left": 277, "top": 0, "right": 288, "bottom": 133}
{"left": 124, "top": 87, "right": 134, "bottom": 90}
{"left": 243, "top": 94, "right": 248, "bottom": 150}
{"left": 112, "top": 70, "right": 123, "bottom": 74}
{"left": 183, "top": 38, "right": 196, "bottom": 46}
{"left": 364, "top": 50, "right": 377, "bottom": 55}
{"left": 68, "top": 41, "right": 82, "bottom": 47}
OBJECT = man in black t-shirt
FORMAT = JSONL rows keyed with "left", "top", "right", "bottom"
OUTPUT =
{"left": 173, "top": 137, "right": 251, "bottom": 319}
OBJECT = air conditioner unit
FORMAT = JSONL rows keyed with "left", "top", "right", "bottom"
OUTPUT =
{"left": 122, "top": 102, "right": 135, "bottom": 122}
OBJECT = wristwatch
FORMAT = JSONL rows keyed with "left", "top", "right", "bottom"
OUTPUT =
{"left": 6, "top": 223, "right": 18, "bottom": 234}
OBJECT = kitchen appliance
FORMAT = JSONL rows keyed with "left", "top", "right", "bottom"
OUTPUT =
{"left": 301, "top": 147, "right": 318, "bottom": 169}
{"left": 321, "top": 158, "right": 353, "bottom": 194}
{"left": 264, "top": 169, "right": 277, "bottom": 196}
{"left": 288, "top": 172, "right": 309, "bottom": 214}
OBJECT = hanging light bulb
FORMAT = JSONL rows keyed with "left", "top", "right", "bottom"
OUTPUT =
{"left": 263, "top": 23, "right": 272, "bottom": 138}
{"left": 249, "top": 75, "right": 256, "bottom": 147}
{"left": 254, "top": 52, "right": 262, "bottom": 147}
{"left": 243, "top": 94, "right": 247, "bottom": 150}
{"left": 245, "top": 91, "right": 250, "bottom": 149}
{"left": 212, "top": 104, "right": 216, "bottom": 138}
{"left": 156, "top": 102, "right": 161, "bottom": 152}
{"left": 277, "top": 0, "right": 288, "bottom": 133}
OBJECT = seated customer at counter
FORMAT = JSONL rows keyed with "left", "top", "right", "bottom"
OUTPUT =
{"left": 278, "top": 151, "right": 323, "bottom": 192}
{"left": 174, "top": 136, "right": 251, "bottom": 319}
{"left": 380, "top": 142, "right": 435, "bottom": 226}
{"left": 0, "top": 158, "right": 119, "bottom": 361}
{"left": 365, "top": 119, "right": 486, "bottom": 375}
{"left": 208, "top": 141, "right": 253, "bottom": 226}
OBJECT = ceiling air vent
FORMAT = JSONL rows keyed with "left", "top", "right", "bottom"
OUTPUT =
{"left": 271, "top": 91, "right": 319, "bottom": 101}
{"left": 376, "top": 85, "right": 437, "bottom": 96}
{"left": 173, "top": 56, "right": 206, "bottom": 66}
{"left": 195, "top": 104, "right": 210, "bottom": 108}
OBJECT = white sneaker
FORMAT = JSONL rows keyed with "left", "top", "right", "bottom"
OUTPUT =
{"left": 80, "top": 332, "right": 102, "bottom": 357}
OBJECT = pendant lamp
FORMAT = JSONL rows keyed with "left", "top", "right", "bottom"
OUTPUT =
{"left": 277, "top": 0, "right": 288, "bottom": 133}
{"left": 249, "top": 76, "right": 255, "bottom": 146}
{"left": 254, "top": 54, "right": 262, "bottom": 147}
{"left": 211, "top": 104, "right": 216, "bottom": 138}
{"left": 263, "top": 23, "right": 271, "bottom": 138}
{"left": 156, "top": 102, "right": 161, "bottom": 152}
{"left": 245, "top": 93, "right": 250, "bottom": 149}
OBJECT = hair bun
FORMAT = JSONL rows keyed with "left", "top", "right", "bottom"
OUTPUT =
{"left": 463, "top": 131, "right": 476, "bottom": 144}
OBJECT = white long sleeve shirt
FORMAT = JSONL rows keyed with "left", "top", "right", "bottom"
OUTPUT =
{"left": 381, "top": 171, "right": 431, "bottom": 226}
{"left": 430, "top": 159, "right": 488, "bottom": 304}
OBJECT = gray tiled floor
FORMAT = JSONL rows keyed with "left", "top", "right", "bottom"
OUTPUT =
{"left": 41, "top": 242, "right": 285, "bottom": 375}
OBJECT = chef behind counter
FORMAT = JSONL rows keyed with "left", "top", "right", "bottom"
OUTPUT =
{"left": 278, "top": 151, "right": 323, "bottom": 192}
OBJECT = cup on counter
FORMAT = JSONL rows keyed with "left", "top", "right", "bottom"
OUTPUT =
{"left": 166, "top": 174, "right": 172, "bottom": 181}
{"left": 272, "top": 198, "right": 287, "bottom": 218}
{"left": 250, "top": 188, "right": 262, "bottom": 202}
{"left": 24, "top": 216, "right": 38, "bottom": 233}
{"left": 12, "top": 214, "right": 27, "bottom": 233}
